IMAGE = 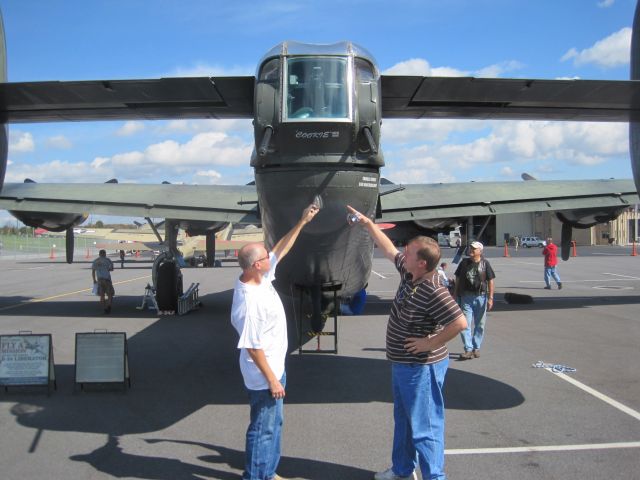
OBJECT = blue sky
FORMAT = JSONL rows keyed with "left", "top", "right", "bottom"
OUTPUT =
{"left": 1, "top": 0, "right": 637, "bottom": 224}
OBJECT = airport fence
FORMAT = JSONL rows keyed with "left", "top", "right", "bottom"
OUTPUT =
{"left": 0, "top": 234, "right": 112, "bottom": 261}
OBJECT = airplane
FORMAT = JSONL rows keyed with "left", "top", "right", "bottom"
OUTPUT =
{"left": 0, "top": 4, "right": 640, "bottom": 335}
{"left": 97, "top": 223, "right": 264, "bottom": 266}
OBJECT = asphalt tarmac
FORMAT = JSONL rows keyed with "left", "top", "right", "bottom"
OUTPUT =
{"left": 0, "top": 245, "right": 638, "bottom": 479}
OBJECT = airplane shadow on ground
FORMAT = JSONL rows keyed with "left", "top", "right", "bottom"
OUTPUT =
{"left": 69, "top": 435, "right": 373, "bottom": 480}
{"left": 0, "top": 295, "right": 164, "bottom": 318}
{"left": 362, "top": 293, "right": 640, "bottom": 315}
{"left": 0, "top": 289, "right": 523, "bottom": 479}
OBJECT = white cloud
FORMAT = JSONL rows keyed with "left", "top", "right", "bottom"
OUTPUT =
{"left": 155, "top": 119, "right": 252, "bottom": 136}
{"left": 383, "top": 59, "right": 522, "bottom": 78}
{"left": 501, "top": 166, "right": 515, "bottom": 177}
{"left": 195, "top": 169, "right": 223, "bottom": 184}
{"left": 475, "top": 60, "right": 524, "bottom": 78}
{"left": 85, "top": 130, "right": 253, "bottom": 183}
{"left": 383, "top": 58, "right": 433, "bottom": 76}
{"left": 116, "top": 121, "right": 145, "bottom": 136}
{"left": 45, "top": 135, "right": 72, "bottom": 149}
{"left": 598, "top": 0, "right": 615, "bottom": 8}
{"left": 382, "top": 119, "right": 487, "bottom": 144}
{"left": 561, "top": 27, "right": 631, "bottom": 68}
{"left": 9, "top": 131, "right": 35, "bottom": 153}
{"left": 5, "top": 159, "right": 102, "bottom": 183}
{"left": 169, "top": 63, "right": 253, "bottom": 77}
{"left": 381, "top": 120, "right": 629, "bottom": 182}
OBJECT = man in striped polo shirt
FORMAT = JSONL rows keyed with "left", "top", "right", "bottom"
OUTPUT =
{"left": 347, "top": 206, "right": 467, "bottom": 480}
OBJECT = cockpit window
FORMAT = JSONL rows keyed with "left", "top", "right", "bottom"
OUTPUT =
{"left": 259, "top": 58, "right": 280, "bottom": 83}
{"left": 355, "top": 58, "right": 375, "bottom": 83}
{"left": 285, "top": 57, "right": 349, "bottom": 120}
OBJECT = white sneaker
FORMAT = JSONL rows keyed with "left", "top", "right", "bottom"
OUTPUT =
{"left": 374, "top": 467, "right": 417, "bottom": 480}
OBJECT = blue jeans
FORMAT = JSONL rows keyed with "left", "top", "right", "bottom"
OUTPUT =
{"left": 243, "top": 373, "right": 286, "bottom": 480}
{"left": 459, "top": 293, "right": 487, "bottom": 352}
{"left": 544, "top": 266, "right": 561, "bottom": 287}
{"left": 391, "top": 360, "right": 449, "bottom": 480}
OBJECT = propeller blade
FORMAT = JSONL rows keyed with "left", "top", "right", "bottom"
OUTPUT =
{"left": 561, "top": 223, "right": 572, "bottom": 261}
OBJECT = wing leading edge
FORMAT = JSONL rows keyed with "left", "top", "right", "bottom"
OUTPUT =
{"left": 378, "top": 179, "right": 639, "bottom": 222}
{"left": 0, "top": 183, "right": 260, "bottom": 224}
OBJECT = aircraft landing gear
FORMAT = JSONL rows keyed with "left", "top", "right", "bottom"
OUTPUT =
{"left": 295, "top": 281, "right": 341, "bottom": 354}
{"left": 153, "top": 253, "right": 183, "bottom": 312}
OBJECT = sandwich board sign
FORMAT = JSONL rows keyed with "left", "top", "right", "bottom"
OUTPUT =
{"left": 75, "top": 331, "right": 130, "bottom": 389}
{"left": 0, "top": 333, "right": 56, "bottom": 393}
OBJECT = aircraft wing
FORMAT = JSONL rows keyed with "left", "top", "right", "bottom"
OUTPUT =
{"left": 0, "top": 182, "right": 260, "bottom": 223}
{"left": 0, "top": 76, "right": 255, "bottom": 122}
{"left": 381, "top": 76, "right": 640, "bottom": 121}
{"left": 378, "top": 179, "right": 639, "bottom": 222}
{"left": 4, "top": 75, "right": 640, "bottom": 123}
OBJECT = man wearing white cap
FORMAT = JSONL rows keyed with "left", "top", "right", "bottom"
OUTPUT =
{"left": 454, "top": 241, "right": 495, "bottom": 360}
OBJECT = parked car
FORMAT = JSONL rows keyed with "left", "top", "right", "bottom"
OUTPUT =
{"left": 521, "top": 236, "right": 546, "bottom": 248}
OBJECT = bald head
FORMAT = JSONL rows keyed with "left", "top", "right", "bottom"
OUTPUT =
{"left": 238, "top": 242, "right": 267, "bottom": 270}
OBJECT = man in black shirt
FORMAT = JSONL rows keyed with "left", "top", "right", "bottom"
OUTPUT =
{"left": 347, "top": 206, "right": 466, "bottom": 480}
{"left": 454, "top": 241, "right": 495, "bottom": 359}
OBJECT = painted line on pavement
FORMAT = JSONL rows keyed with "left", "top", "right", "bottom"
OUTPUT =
{"left": 0, "top": 275, "right": 150, "bottom": 312}
{"left": 550, "top": 369, "right": 640, "bottom": 422}
{"left": 446, "top": 359, "right": 640, "bottom": 456}
{"left": 370, "top": 270, "right": 388, "bottom": 279}
{"left": 603, "top": 272, "right": 640, "bottom": 280}
{"left": 519, "top": 278, "right": 639, "bottom": 284}
{"left": 446, "top": 441, "right": 640, "bottom": 455}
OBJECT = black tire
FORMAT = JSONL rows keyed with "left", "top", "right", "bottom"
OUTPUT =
{"left": 156, "top": 260, "right": 179, "bottom": 311}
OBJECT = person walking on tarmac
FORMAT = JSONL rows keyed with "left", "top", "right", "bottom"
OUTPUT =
{"left": 92, "top": 249, "right": 115, "bottom": 313}
{"left": 454, "top": 241, "right": 495, "bottom": 360}
{"left": 542, "top": 237, "right": 562, "bottom": 290}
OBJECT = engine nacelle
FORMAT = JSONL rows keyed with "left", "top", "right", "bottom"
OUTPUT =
{"left": 555, "top": 206, "right": 627, "bottom": 229}
{"left": 8, "top": 210, "right": 87, "bottom": 232}
{"left": 181, "top": 220, "right": 230, "bottom": 237}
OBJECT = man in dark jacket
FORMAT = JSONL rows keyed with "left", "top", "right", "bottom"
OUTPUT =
{"left": 542, "top": 237, "right": 562, "bottom": 290}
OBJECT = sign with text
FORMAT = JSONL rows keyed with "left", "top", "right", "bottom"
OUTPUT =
{"left": 75, "top": 332, "right": 129, "bottom": 386}
{"left": 0, "top": 334, "right": 54, "bottom": 386}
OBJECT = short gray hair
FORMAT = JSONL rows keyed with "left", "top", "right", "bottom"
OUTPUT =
{"left": 238, "top": 243, "right": 266, "bottom": 270}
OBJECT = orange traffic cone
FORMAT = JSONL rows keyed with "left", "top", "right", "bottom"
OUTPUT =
{"left": 632, "top": 240, "right": 638, "bottom": 257}
{"left": 85, "top": 248, "right": 91, "bottom": 259}
{"left": 571, "top": 240, "right": 577, "bottom": 257}
{"left": 503, "top": 241, "right": 510, "bottom": 257}
{"left": 49, "top": 247, "right": 56, "bottom": 259}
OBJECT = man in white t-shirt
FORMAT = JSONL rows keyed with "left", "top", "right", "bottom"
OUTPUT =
{"left": 231, "top": 203, "right": 319, "bottom": 480}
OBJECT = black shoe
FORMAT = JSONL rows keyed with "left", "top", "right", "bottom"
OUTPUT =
{"left": 558, "top": 283, "right": 562, "bottom": 290}
{"left": 543, "top": 286, "right": 551, "bottom": 290}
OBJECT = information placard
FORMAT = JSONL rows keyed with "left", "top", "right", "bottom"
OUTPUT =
{"left": 75, "top": 332, "right": 130, "bottom": 387}
{"left": 0, "top": 334, "right": 55, "bottom": 387}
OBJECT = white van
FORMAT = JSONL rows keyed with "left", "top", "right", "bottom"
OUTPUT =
{"left": 521, "top": 236, "right": 546, "bottom": 247}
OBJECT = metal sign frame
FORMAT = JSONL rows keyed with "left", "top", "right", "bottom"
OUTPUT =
{"left": 0, "top": 333, "right": 56, "bottom": 394}
{"left": 74, "top": 331, "right": 131, "bottom": 391}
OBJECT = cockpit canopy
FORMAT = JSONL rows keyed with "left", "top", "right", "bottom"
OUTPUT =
{"left": 285, "top": 56, "right": 349, "bottom": 120}
{"left": 257, "top": 41, "right": 378, "bottom": 123}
